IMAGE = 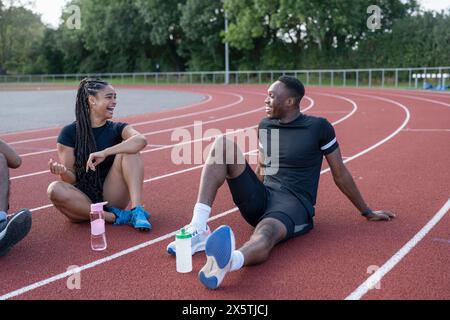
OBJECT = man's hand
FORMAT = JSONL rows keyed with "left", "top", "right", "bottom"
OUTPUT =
{"left": 86, "top": 151, "right": 107, "bottom": 172}
{"left": 48, "top": 159, "right": 67, "bottom": 175}
{"left": 363, "top": 210, "right": 396, "bottom": 221}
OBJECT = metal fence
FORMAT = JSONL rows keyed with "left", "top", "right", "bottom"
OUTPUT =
{"left": 1, "top": 67, "right": 449, "bottom": 89}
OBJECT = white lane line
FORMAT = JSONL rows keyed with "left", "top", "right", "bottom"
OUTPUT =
{"left": 0, "top": 126, "right": 61, "bottom": 138}
{"left": 0, "top": 207, "right": 240, "bottom": 301}
{"left": 309, "top": 110, "right": 350, "bottom": 114}
{"left": 30, "top": 204, "right": 54, "bottom": 212}
{"left": 328, "top": 93, "right": 410, "bottom": 168}
{"left": 1, "top": 93, "right": 368, "bottom": 299}
{"left": 346, "top": 198, "right": 450, "bottom": 300}
{"left": 368, "top": 92, "right": 450, "bottom": 108}
{"left": 11, "top": 170, "right": 50, "bottom": 180}
{"left": 148, "top": 144, "right": 173, "bottom": 148}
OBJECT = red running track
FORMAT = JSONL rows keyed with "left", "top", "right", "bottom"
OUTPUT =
{"left": 0, "top": 85, "right": 449, "bottom": 300}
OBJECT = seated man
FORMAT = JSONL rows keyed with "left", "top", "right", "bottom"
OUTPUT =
{"left": 0, "top": 139, "right": 32, "bottom": 257}
{"left": 167, "top": 76, "right": 395, "bottom": 289}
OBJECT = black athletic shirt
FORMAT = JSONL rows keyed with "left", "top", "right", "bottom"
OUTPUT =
{"left": 258, "top": 114, "right": 339, "bottom": 216}
{"left": 57, "top": 121, "right": 128, "bottom": 184}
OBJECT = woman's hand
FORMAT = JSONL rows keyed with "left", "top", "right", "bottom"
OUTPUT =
{"left": 86, "top": 151, "right": 107, "bottom": 172}
{"left": 48, "top": 159, "right": 68, "bottom": 175}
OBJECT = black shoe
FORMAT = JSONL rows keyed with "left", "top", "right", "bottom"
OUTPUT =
{"left": 0, "top": 209, "right": 32, "bottom": 257}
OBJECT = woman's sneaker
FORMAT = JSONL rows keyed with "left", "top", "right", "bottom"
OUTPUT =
{"left": 108, "top": 207, "right": 133, "bottom": 226}
{"left": 130, "top": 205, "right": 152, "bottom": 231}
{"left": 0, "top": 209, "right": 32, "bottom": 257}
{"left": 198, "top": 225, "right": 235, "bottom": 290}
{"left": 166, "top": 224, "right": 211, "bottom": 256}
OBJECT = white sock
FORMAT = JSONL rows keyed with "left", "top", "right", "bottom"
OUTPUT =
{"left": 0, "top": 211, "right": 7, "bottom": 222}
{"left": 190, "top": 203, "right": 211, "bottom": 231}
{"left": 230, "top": 250, "right": 245, "bottom": 272}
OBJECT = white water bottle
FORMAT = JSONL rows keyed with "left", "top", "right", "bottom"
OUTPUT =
{"left": 176, "top": 228, "right": 192, "bottom": 273}
{"left": 90, "top": 202, "right": 108, "bottom": 251}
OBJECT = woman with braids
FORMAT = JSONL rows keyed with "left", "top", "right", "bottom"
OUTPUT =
{"left": 47, "top": 78, "right": 151, "bottom": 231}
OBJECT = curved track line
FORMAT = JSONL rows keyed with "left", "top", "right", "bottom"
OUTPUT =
{"left": 346, "top": 198, "right": 450, "bottom": 300}
{"left": 324, "top": 92, "right": 410, "bottom": 170}
{"left": 371, "top": 92, "right": 450, "bottom": 108}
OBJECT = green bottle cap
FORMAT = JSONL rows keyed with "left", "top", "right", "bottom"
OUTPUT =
{"left": 176, "top": 228, "right": 192, "bottom": 239}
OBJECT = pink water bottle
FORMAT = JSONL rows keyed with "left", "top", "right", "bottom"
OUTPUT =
{"left": 90, "top": 202, "right": 108, "bottom": 251}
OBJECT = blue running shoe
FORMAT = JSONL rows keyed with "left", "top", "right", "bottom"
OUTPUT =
{"left": 0, "top": 209, "right": 32, "bottom": 257}
{"left": 198, "top": 225, "right": 235, "bottom": 290}
{"left": 130, "top": 205, "right": 152, "bottom": 231}
{"left": 109, "top": 207, "right": 133, "bottom": 226}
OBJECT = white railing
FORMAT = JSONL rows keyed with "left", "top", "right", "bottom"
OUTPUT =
{"left": 1, "top": 67, "right": 449, "bottom": 89}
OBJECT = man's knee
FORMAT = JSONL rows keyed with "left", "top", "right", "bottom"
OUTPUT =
{"left": 47, "top": 181, "right": 69, "bottom": 203}
{"left": 210, "top": 136, "right": 243, "bottom": 164}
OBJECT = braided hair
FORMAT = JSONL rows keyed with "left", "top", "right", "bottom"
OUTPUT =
{"left": 74, "top": 78, "right": 109, "bottom": 203}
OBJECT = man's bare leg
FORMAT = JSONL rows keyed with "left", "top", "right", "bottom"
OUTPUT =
{"left": 191, "top": 136, "right": 246, "bottom": 231}
{"left": 238, "top": 218, "right": 287, "bottom": 265}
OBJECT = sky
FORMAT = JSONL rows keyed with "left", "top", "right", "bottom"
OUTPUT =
{"left": 27, "top": 0, "right": 450, "bottom": 28}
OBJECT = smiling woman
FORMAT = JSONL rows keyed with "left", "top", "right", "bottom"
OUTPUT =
{"left": 46, "top": 78, "right": 153, "bottom": 232}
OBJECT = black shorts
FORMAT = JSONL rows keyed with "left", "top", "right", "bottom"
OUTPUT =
{"left": 74, "top": 171, "right": 109, "bottom": 203}
{"left": 226, "top": 163, "right": 314, "bottom": 240}
{"left": 80, "top": 155, "right": 118, "bottom": 203}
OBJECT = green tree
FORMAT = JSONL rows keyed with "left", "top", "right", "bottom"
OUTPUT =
{"left": 136, "top": 0, "right": 187, "bottom": 71}
{"left": 356, "top": 10, "right": 450, "bottom": 67}
{"left": 223, "top": 0, "right": 419, "bottom": 69}
{"left": 0, "top": 0, "right": 45, "bottom": 74}
{"left": 178, "top": 0, "right": 225, "bottom": 71}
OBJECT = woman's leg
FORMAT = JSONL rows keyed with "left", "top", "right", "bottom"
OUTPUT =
{"left": 47, "top": 181, "right": 115, "bottom": 223}
{"left": 103, "top": 153, "right": 143, "bottom": 209}
{"left": 103, "top": 153, "right": 150, "bottom": 230}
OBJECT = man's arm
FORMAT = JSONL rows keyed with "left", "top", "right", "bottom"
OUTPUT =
{"left": 325, "top": 147, "right": 395, "bottom": 221}
{"left": 0, "top": 139, "right": 22, "bottom": 169}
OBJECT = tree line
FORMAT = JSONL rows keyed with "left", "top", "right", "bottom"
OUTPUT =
{"left": 0, "top": 0, "right": 448, "bottom": 75}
